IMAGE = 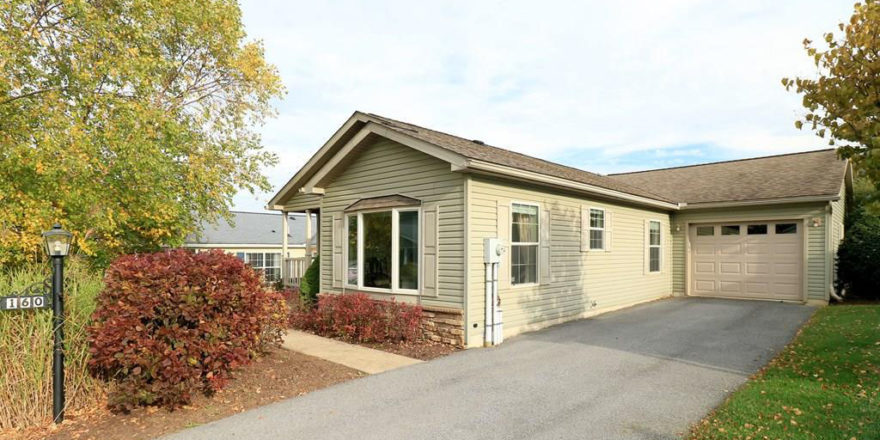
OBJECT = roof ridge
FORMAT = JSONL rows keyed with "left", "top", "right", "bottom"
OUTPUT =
{"left": 365, "top": 112, "right": 674, "bottom": 202}
{"left": 608, "top": 148, "right": 837, "bottom": 176}
{"left": 230, "top": 210, "right": 306, "bottom": 216}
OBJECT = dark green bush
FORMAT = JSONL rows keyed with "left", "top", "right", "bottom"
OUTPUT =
{"left": 837, "top": 209, "right": 880, "bottom": 300}
{"left": 299, "top": 256, "right": 320, "bottom": 305}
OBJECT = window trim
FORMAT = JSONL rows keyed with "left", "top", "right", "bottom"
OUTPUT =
{"left": 588, "top": 207, "right": 606, "bottom": 251}
{"left": 344, "top": 206, "right": 421, "bottom": 295}
{"left": 241, "top": 252, "right": 282, "bottom": 282}
{"left": 647, "top": 219, "right": 662, "bottom": 274}
{"left": 510, "top": 201, "right": 540, "bottom": 288}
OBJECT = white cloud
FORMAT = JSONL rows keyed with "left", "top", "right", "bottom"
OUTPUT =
{"left": 234, "top": 0, "right": 853, "bottom": 211}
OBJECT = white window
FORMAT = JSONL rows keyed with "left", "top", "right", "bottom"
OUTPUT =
{"left": 244, "top": 252, "right": 282, "bottom": 282}
{"left": 589, "top": 208, "right": 605, "bottom": 250}
{"left": 511, "top": 203, "right": 539, "bottom": 285}
{"left": 648, "top": 221, "right": 661, "bottom": 273}
{"left": 345, "top": 208, "right": 419, "bottom": 293}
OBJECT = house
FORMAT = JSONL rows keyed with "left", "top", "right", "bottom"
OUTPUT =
{"left": 183, "top": 211, "right": 317, "bottom": 284}
{"left": 267, "top": 112, "right": 851, "bottom": 348}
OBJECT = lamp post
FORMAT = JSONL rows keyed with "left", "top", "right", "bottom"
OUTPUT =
{"left": 41, "top": 224, "right": 72, "bottom": 424}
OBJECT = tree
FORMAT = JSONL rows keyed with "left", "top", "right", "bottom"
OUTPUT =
{"left": 0, "top": 1, "right": 283, "bottom": 265}
{"left": 782, "top": 0, "right": 880, "bottom": 213}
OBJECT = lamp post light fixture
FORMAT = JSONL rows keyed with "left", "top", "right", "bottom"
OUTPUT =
{"left": 41, "top": 224, "right": 72, "bottom": 424}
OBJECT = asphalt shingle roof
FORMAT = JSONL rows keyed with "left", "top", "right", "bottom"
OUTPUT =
{"left": 366, "top": 113, "right": 675, "bottom": 203}
{"left": 186, "top": 211, "right": 316, "bottom": 246}
{"left": 608, "top": 149, "right": 847, "bottom": 205}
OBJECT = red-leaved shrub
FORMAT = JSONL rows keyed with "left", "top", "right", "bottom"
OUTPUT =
{"left": 87, "top": 249, "right": 288, "bottom": 412}
{"left": 290, "top": 293, "right": 422, "bottom": 343}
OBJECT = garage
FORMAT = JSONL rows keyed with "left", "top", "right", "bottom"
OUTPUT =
{"left": 689, "top": 221, "right": 803, "bottom": 301}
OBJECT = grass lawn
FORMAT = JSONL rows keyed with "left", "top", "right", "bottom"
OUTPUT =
{"left": 689, "top": 304, "right": 879, "bottom": 440}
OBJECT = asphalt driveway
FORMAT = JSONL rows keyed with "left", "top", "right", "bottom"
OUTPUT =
{"left": 165, "top": 298, "right": 815, "bottom": 440}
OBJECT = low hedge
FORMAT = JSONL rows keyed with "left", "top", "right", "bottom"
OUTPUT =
{"left": 290, "top": 293, "right": 422, "bottom": 343}
{"left": 87, "top": 250, "right": 288, "bottom": 412}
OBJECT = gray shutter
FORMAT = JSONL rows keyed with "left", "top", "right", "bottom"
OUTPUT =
{"left": 605, "top": 210, "right": 613, "bottom": 252}
{"left": 421, "top": 203, "right": 439, "bottom": 297}
{"left": 332, "top": 214, "right": 343, "bottom": 288}
{"left": 581, "top": 207, "right": 589, "bottom": 252}
{"left": 643, "top": 219, "right": 650, "bottom": 275}
{"left": 540, "top": 207, "right": 551, "bottom": 284}
{"left": 497, "top": 203, "right": 510, "bottom": 288}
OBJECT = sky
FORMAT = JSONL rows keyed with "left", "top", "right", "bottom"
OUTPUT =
{"left": 233, "top": 0, "right": 854, "bottom": 212}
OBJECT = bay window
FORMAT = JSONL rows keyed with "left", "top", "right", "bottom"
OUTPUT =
{"left": 345, "top": 208, "right": 419, "bottom": 293}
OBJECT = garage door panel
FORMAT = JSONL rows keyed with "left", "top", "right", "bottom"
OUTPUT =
{"left": 695, "top": 262, "right": 715, "bottom": 274}
{"left": 719, "top": 262, "right": 741, "bottom": 274}
{"left": 719, "top": 244, "right": 742, "bottom": 255}
{"left": 744, "top": 243, "right": 768, "bottom": 255}
{"left": 746, "top": 262, "right": 769, "bottom": 274}
{"left": 774, "top": 262, "right": 798, "bottom": 275}
{"left": 719, "top": 281, "right": 742, "bottom": 293}
{"left": 690, "top": 221, "right": 802, "bottom": 301}
{"left": 745, "top": 282, "right": 768, "bottom": 294}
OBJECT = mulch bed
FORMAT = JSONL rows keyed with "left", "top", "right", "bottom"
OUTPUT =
{"left": 361, "top": 339, "right": 461, "bottom": 360}
{"left": 8, "top": 349, "right": 363, "bottom": 440}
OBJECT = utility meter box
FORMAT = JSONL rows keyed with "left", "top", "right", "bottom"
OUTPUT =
{"left": 483, "top": 238, "right": 505, "bottom": 264}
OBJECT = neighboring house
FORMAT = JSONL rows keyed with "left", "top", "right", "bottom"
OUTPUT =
{"left": 267, "top": 112, "right": 852, "bottom": 348}
{"left": 183, "top": 211, "right": 317, "bottom": 283}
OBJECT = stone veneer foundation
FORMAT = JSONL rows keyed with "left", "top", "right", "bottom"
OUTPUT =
{"left": 420, "top": 306, "right": 464, "bottom": 348}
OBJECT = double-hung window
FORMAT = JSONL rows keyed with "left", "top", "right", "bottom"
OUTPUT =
{"left": 241, "top": 252, "right": 282, "bottom": 282}
{"left": 511, "top": 203, "right": 539, "bottom": 285}
{"left": 345, "top": 208, "right": 419, "bottom": 293}
{"left": 589, "top": 208, "right": 605, "bottom": 250}
{"left": 648, "top": 220, "right": 661, "bottom": 273}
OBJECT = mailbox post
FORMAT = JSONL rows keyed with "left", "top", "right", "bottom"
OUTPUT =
{"left": 41, "top": 224, "right": 72, "bottom": 424}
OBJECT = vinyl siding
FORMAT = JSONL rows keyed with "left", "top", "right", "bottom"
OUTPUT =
{"left": 829, "top": 184, "right": 846, "bottom": 287}
{"left": 466, "top": 175, "right": 673, "bottom": 347}
{"left": 671, "top": 203, "right": 829, "bottom": 302}
{"left": 317, "top": 139, "right": 465, "bottom": 309}
{"left": 283, "top": 193, "right": 322, "bottom": 211}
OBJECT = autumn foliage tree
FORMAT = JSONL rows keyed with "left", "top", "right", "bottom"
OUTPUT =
{"left": 0, "top": 1, "right": 283, "bottom": 265}
{"left": 782, "top": 0, "right": 880, "bottom": 212}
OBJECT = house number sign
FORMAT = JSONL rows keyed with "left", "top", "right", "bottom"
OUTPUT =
{"left": 0, "top": 277, "right": 51, "bottom": 311}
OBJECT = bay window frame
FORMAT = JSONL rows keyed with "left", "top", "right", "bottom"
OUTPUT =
{"left": 344, "top": 206, "right": 421, "bottom": 295}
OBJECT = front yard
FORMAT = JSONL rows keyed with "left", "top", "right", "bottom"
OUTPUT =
{"left": 689, "top": 304, "right": 880, "bottom": 440}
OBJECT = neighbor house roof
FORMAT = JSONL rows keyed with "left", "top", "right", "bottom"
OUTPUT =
{"left": 608, "top": 149, "right": 848, "bottom": 206}
{"left": 366, "top": 114, "right": 674, "bottom": 203}
{"left": 185, "top": 211, "right": 316, "bottom": 246}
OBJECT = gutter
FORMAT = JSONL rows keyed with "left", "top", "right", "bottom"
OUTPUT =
{"left": 459, "top": 159, "right": 681, "bottom": 211}
{"left": 678, "top": 195, "right": 840, "bottom": 210}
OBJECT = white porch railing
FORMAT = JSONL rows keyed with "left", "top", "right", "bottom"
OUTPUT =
{"left": 283, "top": 256, "right": 314, "bottom": 288}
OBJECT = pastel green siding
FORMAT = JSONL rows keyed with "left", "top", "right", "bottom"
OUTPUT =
{"left": 283, "top": 193, "right": 322, "bottom": 211}
{"left": 466, "top": 175, "right": 673, "bottom": 346}
{"left": 829, "top": 184, "right": 846, "bottom": 286}
{"left": 670, "top": 203, "right": 829, "bottom": 302}
{"left": 317, "top": 139, "right": 465, "bottom": 309}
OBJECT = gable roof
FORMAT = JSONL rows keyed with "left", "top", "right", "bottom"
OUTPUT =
{"left": 268, "top": 111, "right": 848, "bottom": 212}
{"left": 365, "top": 114, "right": 674, "bottom": 203}
{"left": 608, "top": 149, "right": 848, "bottom": 206}
{"left": 185, "top": 211, "right": 316, "bottom": 246}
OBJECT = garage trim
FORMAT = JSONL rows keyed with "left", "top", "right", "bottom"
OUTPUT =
{"left": 684, "top": 215, "right": 809, "bottom": 303}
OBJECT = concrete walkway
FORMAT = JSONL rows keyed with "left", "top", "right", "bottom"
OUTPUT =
{"left": 281, "top": 330, "right": 422, "bottom": 374}
{"left": 167, "top": 298, "right": 815, "bottom": 440}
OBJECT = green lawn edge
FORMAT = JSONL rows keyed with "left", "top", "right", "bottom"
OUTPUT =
{"left": 688, "top": 304, "right": 879, "bottom": 440}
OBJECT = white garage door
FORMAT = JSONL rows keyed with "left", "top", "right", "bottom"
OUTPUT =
{"left": 689, "top": 221, "right": 803, "bottom": 301}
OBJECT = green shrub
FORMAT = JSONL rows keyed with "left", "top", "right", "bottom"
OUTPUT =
{"left": 299, "top": 256, "right": 320, "bottom": 305}
{"left": 837, "top": 209, "right": 880, "bottom": 300}
{"left": 87, "top": 250, "right": 288, "bottom": 412}
{"left": 0, "top": 259, "right": 104, "bottom": 430}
